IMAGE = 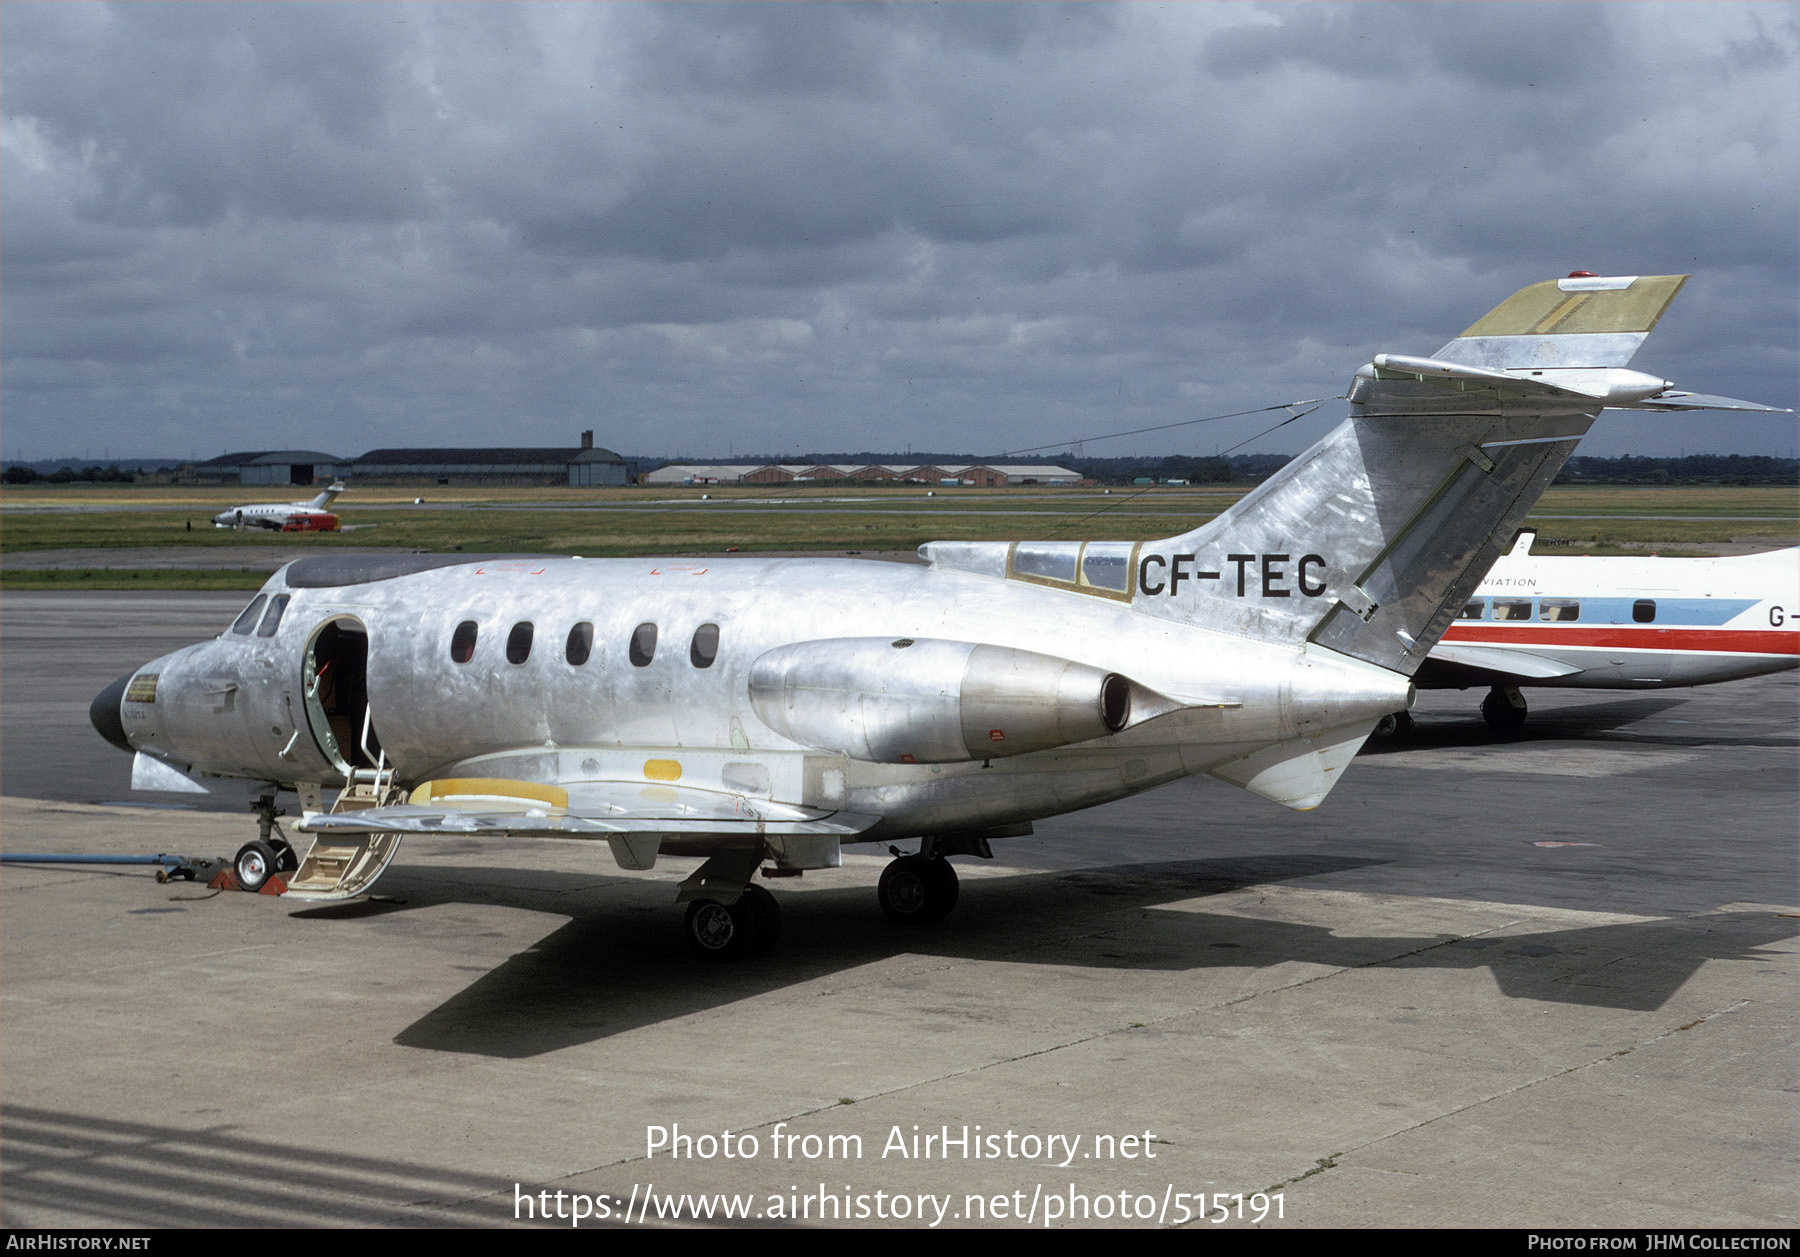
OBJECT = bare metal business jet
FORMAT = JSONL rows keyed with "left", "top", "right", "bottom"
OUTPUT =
{"left": 91, "top": 274, "right": 1785, "bottom": 958}
{"left": 211, "top": 483, "right": 345, "bottom": 531}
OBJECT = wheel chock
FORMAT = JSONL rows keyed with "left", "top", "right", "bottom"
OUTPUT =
{"left": 205, "top": 870, "right": 289, "bottom": 894}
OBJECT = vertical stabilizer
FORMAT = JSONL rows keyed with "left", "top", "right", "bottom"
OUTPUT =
{"left": 1129, "top": 275, "right": 1690, "bottom": 677}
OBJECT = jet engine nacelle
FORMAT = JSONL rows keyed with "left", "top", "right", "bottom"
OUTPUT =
{"left": 748, "top": 637, "right": 1171, "bottom": 764}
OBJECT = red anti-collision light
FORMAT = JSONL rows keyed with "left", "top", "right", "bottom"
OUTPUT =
{"left": 1567, "top": 270, "right": 1597, "bottom": 278}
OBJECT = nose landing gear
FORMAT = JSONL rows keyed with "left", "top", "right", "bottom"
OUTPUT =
{"left": 233, "top": 795, "right": 298, "bottom": 893}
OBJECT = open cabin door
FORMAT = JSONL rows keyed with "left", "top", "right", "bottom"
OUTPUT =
{"left": 290, "top": 616, "right": 402, "bottom": 900}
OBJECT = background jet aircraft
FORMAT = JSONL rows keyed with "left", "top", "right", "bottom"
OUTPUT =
{"left": 212, "top": 483, "right": 345, "bottom": 532}
{"left": 91, "top": 273, "right": 1785, "bottom": 959}
{"left": 1377, "top": 532, "right": 1799, "bottom": 734}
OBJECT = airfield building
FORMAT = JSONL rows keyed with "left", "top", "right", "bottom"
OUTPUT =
{"left": 641, "top": 462, "right": 1085, "bottom": 486}
{"left": 178, "top": 450, "right": 351, "bottom": 487}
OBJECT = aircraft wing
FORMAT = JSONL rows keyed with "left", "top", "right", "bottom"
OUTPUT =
{"left": 286, "top": 777, "right": 879, "bottom": 902}
{"left": 295, "top": 776, "right": 878, "bottom": 840}
{"left": 1426, "top": 642, "right": 1585, "bottom": 679}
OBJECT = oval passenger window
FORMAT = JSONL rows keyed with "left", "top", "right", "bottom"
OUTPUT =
{"left": 450, "top": 620, "right": 478, "bottom": 663}
{"left": 506, "top": 621, "right": 534, "bottom": 665}
{"left": 690, "top": 623, "right": 720, "bottom": 668}
{"left": 566, "top": 621, "right": 593, "bottom": 665}
{"left": 629, "top": 622, "right": 658, "bottom": 667}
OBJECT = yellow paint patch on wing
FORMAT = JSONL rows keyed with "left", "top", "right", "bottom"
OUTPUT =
{"left": 409, "top": 778, "right": 570, "bottom": 808}
{"left": 643, "top": 759, "right": 682, "bottom": 781}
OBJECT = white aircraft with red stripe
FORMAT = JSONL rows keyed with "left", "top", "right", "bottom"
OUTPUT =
{"left": 212, "top": 483, "right": 345, "bottom": 532}
{"left": 1390, "top": 530, "right": 1799, "bottom": 731}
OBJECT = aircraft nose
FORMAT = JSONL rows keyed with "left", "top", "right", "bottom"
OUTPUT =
{"left": 89, "top": 673, "right": 134, "bottom": 753}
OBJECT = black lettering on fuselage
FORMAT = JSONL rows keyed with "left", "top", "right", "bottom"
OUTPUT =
{"left": 1226, "top": 555, "right": 1255, "bottom": 596}
{"left": 1135, "top": 550, "right": 1330, "bottom": 600}
{"left": 1298, "top": 554, "right": 1327, "bottom": 597}
{"left": 1262, "top": 553, "right": 1290, "bottom": 598}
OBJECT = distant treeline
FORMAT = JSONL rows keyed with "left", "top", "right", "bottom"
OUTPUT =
{"left": 1553, "top": 455, "right": 1797, "bottom": 485}
{"left": 3, "top": 463, "right": 150, "bottom": 484}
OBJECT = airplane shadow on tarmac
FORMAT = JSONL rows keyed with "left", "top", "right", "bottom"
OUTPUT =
{"left": 312, "top": 853, "right": 1800, "bottom": 1059}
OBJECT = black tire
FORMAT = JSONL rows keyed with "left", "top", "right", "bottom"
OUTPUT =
{"left": 1481, "top": 686, "right": 1528, "bottom": 731}
{"left": 233, "top": 839, "right": 279, "bottom": 892}
{"left": 879, "top": 855, "right": 959, "bottom": 924}
{"left": 1372, "top": 711, "right": 1415, "bottom": 740}
{"left": 683, "top": 895, "right": 765, "bottom": 962}
{"left": 740, "top": 883, "right": 781, "bottom": 957}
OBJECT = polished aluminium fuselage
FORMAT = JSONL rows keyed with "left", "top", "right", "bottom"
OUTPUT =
{"left": 121, "top": 551, "right": 1406, "bottom": 844}
{"left": 1433, "top": 547, "right": 1800, "bottom": 689}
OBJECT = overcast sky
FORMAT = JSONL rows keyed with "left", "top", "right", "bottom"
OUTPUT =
{"left": 4, "top": 1, "right": 1795, "bottom": 464}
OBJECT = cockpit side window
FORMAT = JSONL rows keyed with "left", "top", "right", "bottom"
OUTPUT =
{"left": 506, "top": 621, "right": 534, "bottom": 665}
{"left": 450, "top": 620, "right": 478, "bottom": 663}
{"left": 629, "top": 622, "right": 658, "bottom": 667}
{"left": 255, "top": 594, "right": 291, "bottom": 638}
{"left": 566, "top": 622, "right": 594, "bottom": 665}
{"left": 231, "top": 595, "right": 268, "bottom": 635}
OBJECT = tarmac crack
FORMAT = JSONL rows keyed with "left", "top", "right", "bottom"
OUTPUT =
{"left": 1255, "top": 996, "right": 1755, "bottom": 1202}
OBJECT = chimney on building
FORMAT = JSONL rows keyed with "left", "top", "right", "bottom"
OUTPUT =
{"left": 580, "top": 430, "right": 594, "bottom": 450}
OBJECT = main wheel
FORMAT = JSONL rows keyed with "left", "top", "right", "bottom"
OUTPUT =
{"left": 739, "top": 883, "right": 781, "bottom": 957}
{"left": 1481, "top": 686, "right": 1528, "bottom": 731}
{"left": 683, "top": 894, "right": 768, "bottom": 962}
{"left": 878, "top": 855, "right": 959, "bottom": 924}
{"left": 233, "top": 839, "right": 280, "bottom": 892}
{"left": 1372, "top": 711, "right": 1415, "bottom": 739}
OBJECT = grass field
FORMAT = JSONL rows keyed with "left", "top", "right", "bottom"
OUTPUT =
{"left": 2, "top": 483, "right": 1793, "bottom": 588}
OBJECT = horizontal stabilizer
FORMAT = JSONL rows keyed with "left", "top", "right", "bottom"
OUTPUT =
{"left": 1613, "top": 391, "right": 1793, "bottom": 414}
{"left": 1206, "top": 723, "right": 1373, "bottom": 811}
{"left": 1428, "top": 642, "right": 1585, "bottom": 679}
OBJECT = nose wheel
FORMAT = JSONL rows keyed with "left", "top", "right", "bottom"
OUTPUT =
{"left": 878, "top": 854, "right": 959, "bottom": 924}
{"left": 233, "top": 795, "right": 299, "bottom": 891}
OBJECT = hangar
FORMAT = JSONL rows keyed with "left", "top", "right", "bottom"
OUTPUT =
{"left": 178, "top": 449, "right": 350, "bottom": 487}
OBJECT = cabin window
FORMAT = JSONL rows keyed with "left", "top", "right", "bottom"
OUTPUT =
{"left": 566, "top": 622, "right": 594, "bottom": 665}
{"left": 1081, "top": 542, "right": 1134, "bottom": 593}
{"left": 450, "top": 620, "right": 478, "bottom": 663}
{"left": 1539, "top": 599, "right": 1581, "bottom": 622}
{"left": 690, "top": 623, "right": 720, "bottom": 668}
{"left": 1633, "top": 599, "right": 1657, "bottom": 623}
{"left": 630, "top": 622, "right": 658, "bottom": 667}
{"left": 231, "top": 595, "right": 268, "bottom": 635}
{"left": 506, "top": 621, "right": 534, "bottom": 664}
{"left": 255, "top": 594, "right": 291, "bottom": 638}
{"left": 1457, "top": 599, "right": 1485, "bottom": 620}
{"left": 1491, "top": 599, "right": 1533, "bottom": 621}
{"left": 1012, "top": 541, "right": 1080, "bottom": 584}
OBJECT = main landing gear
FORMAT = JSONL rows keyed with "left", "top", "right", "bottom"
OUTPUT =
{"left": 233, "top": 794, "right": 298, "bottom": 893}
{"left": 1481, "top": 685, "right": 1528, "bottom": 732}
{"left": 683, "top": 884, "right": 781, "bottom": 962}
{"left": 1371, "top": 711, "right": 1415, "bottom": 740}
{"left": 877, "top": 851, "right": 959, "bottom": 924}
{"left": 677, "top": 833, "right": 996, "bottom": 961}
